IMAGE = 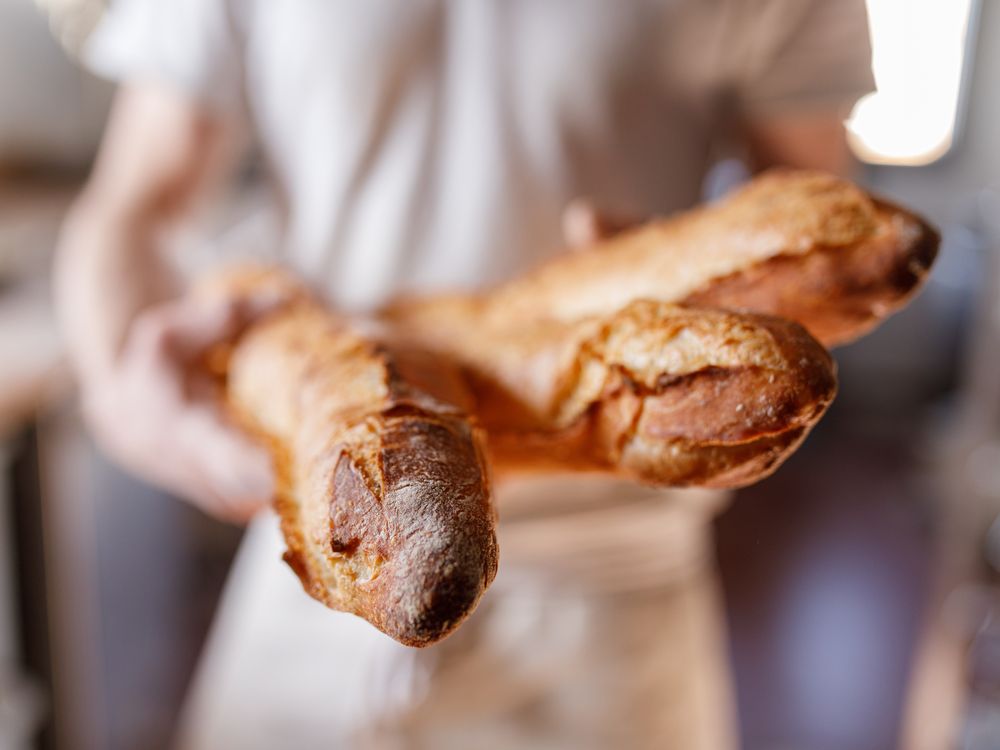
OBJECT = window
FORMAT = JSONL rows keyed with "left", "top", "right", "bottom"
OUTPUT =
{"left": 847, "top": 0, "right": 979, "bottom": 166}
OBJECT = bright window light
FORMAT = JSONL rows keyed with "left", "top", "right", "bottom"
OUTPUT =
{"left": 847, "top": 0, "right": 977, "bottom": 166}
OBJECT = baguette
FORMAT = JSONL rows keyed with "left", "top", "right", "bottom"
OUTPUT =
{"left": 201, "top": 269, "right": 498, "bottom": 647}
{"left": 386, "top": 299, "right": 837, "bottom": 488}
{"left": 417, "top": 170, "right": 937, "bottom": 347}
{"left": 188, "top": 169, "right": 932, "bottom": 642}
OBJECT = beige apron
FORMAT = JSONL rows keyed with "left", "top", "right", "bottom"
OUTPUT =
{"left": 177, "top": 476, "right": 737, "bottom": 749}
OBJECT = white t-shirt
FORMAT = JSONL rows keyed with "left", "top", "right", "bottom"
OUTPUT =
{"left": 87, "top": 0, "right": 873, "bottom": 311}
{"left": 85, "top": 2, "right": 873, "bottom": 746}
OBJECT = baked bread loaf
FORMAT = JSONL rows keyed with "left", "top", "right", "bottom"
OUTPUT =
{"left": 189, "top": 171, "right": 935, "bottom": 645}
{"left": 386, "top": 299, "right": 837, "bottom": 488}
{"left": 403, "top": 170, "right": 938, "bottom": 347}
{"left": 201, "top": 269, "right": 498, "bottom": 647}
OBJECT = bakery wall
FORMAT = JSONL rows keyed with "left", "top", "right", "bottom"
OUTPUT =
{"left": 0, "top": 0, "right": 110, "bottom": 171}
{"left": 836, "top": 0, "right": 1000, "bottom": 416}
{"left": 728, "top": 3, "right": 1000, "bottom": 745}
{"left": 863, "top": 2, "right": 1000, "bottom": 744}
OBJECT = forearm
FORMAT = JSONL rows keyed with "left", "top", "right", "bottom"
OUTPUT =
{"left": 55, "top": 84, "right": 237, "bottom": 386}
{"left": 54, "top": 194, "right": 178, "bottom": 385}
{"left": 745, "top": 111, "right": 857, "bottom": 177}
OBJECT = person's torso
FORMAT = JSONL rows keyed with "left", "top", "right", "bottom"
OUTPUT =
{"left": 238, "top": 0, "right": 722, "bottom": 309}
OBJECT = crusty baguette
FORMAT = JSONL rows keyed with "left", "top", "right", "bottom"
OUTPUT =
{"left": 680, "top": 195, "right": 939, "bottom": 346}
{"left": 386, "top": 299, "right": 837, "bottom": 488}
{"left": 402, "top": 170, "right": 937, "bottom": 347}
{"left": 186, "top": 169, "right": 931, "bottom": 642}
{"left": 200, "top": 269, "right": 498, "bottom": 647}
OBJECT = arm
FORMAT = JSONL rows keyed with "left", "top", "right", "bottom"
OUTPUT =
{"left": 736, "top": 0, "right": 873, "bottom": 177}
{"left": 744, "top": 110, "right": 857, "bottom": 176}
{"left": 54, "top": 83, "right": 273, "bottom": 520}
{"left": 56, "top": 83, "right": 228, "bottom": 380}
{"left": 562, "top": 112, "right": 857, "bottom": 250}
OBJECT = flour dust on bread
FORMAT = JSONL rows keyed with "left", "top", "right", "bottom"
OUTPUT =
{"left": 388, "top": 299, "right": 837, "bottom": 488}
{"left": 188, "top": 170, "right": 938, "bottom": 644}
{"left": 199, "top": 267, "right": 498, "bottom": 647}
{"left": 399, "top": 170, "right": 938, "bottom": 348}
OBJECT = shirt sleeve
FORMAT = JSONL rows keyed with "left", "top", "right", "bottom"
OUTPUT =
{"left": 730, "top": 0, "right": 875, "bottom": 116}
{"left": 84, "top": 0, "right": 245, "bottom": 115}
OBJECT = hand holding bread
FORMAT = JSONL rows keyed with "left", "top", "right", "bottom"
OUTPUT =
{"left": 197, "top": 268, "right": 498, "bottom": 646}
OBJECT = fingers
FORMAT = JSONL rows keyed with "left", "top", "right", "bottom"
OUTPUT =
{"left": 562, "top": 199, "right": 603, "bottom": 250}
{"left": 85, "top": 292, "right": 282, "bottom": 523}
{"left": 562, "top": 199, "right": 642, "bottom": 250}
{"left": 128, "top": 291, "right": 286, "bottom": 364}
{"left": 176, "top": 407, "right": 275, "bottom": 522}
{"left": 84, "top": 379, "right": 275, "bottom": 523}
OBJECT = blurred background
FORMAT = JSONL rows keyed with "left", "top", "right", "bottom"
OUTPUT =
{"left": 1, "top": 0, "right": 999, "bottom": 747}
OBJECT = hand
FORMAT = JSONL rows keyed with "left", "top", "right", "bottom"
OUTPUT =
{"left": 81, "top": 294, "right": 276, "bottom": 522}
{"left": 561, "top": 199, "right": 642, "bottom": 250}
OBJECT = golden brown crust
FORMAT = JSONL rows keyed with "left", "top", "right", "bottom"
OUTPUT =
{"left": 204, "top": 270, "right": 497, "bottom": 647}
{"left": 189, "top": 170, "right": 935, "bottom": 642}
{"left": 388, "top": 300, "right": 837, "bottom": 489}
{"left": 682, "top": 198, "right": 940, "bottom": 345}
{"left": 406, "top": 170, "right": 937, "bottom": 347}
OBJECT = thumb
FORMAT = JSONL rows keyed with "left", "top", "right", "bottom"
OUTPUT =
{"left": 562, "top": 199, "right": 604, "bottom": 250}
{"left": 134, "top": 292, "right": 284, "bottom": 362}
{"left": 562, "top": 199, "right": 643, "bottom": 250}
